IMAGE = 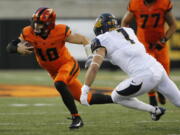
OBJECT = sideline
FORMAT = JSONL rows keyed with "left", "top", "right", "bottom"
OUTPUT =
{"left": 0, "top": 84, "right": 112, "bottom": 97}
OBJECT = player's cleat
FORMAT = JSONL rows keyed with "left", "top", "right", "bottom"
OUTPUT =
{"left": 149, "top": 95, "right": 158, "bottom": 106}
{"left": 69, "top": 116, "right": 84, "bottom": 129}
{"left": 151, "top": 107, "right": 166, "bottom": 121}
{"left": 157, "top": 92, "right": 166, "bottom": 105}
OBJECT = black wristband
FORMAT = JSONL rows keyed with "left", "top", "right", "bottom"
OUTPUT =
{"left": 160, "top": 37, "right": 168, "bottom": 43}
{"left": 6, "top": 39, "right": 21, "bottom": 53}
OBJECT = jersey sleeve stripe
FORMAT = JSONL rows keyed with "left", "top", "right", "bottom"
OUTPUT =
{"left": 65, "top": 26, "right": 71, "bottom": 37}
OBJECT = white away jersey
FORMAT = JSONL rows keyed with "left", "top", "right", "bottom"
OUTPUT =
{"left": 92, "top": 27, "right": 160, "bottom": 76}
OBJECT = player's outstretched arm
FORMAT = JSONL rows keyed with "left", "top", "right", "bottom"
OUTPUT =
{"left": 80, "top": 47, "right": 106, "bottom": 105}
{"left": 84, "top": 48, "right": 106, "bottom": 86}
{"left": 66, "top": 33, "right": 92, "bottom": 56}
{"left": 66, "top": 33, "right": 90, "bottom": 45}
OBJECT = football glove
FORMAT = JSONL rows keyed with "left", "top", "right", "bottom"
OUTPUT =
{"left": 80, "top": 85, "right": 90, "bottom": 106}
{"left": 85, "top": 55, "right": 93, "bottom": 69}
{"left": 155, "top": 37, "right": 167, "bottom": 51}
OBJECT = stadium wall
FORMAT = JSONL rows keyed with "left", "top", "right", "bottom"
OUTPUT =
{"left": 0, "top": 18, "right": 180, "bottom": 70}
{"left": 0, "top": 0, "right": 179, "bottom": 18}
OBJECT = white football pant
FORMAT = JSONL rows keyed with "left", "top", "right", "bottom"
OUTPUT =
{"left": 111, "top": 64, "right": 180, "bottom": 113}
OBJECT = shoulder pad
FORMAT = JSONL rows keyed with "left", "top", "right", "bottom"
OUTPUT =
{"left": 21, "top": 26, "right": 34, "bottom": 40}
{"left": 56, "top": 24, "right": 71, "bottom": 38}
{"left": 91, "top": 38, "right": 102, "bottom": 52}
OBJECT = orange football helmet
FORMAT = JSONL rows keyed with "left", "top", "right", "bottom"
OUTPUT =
{"left": 32, "top": 7, "right": 56, "bottom": 38}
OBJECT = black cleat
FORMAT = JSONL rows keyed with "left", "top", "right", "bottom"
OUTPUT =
{"left": 69, "top": 116, "right": 84, "bottom": 129}
{"left": 151, "top": 107, "right": 166, "bottom": 121}
{"left": 157, "top": 92, "right": 166, "bottom": 105}
{"left": 149, "top": 95, "right": 158, "bottom": 106}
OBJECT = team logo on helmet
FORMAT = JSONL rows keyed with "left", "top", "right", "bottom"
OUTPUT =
{"left": 94, "top": 18, "right": 103, "bottom": 28}
{"left": 93, "top": 13, "right": 118, "bottom": 36}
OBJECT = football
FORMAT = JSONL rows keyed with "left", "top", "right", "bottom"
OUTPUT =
{"left": 24, "top": 41, "right": 32, "bottom": 47}
{"left": 24, "top": 41, "right": 34, "bottom": 51}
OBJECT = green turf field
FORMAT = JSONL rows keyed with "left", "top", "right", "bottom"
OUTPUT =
{"left": 0, "top": 69, "right": 180, "bottom": 135}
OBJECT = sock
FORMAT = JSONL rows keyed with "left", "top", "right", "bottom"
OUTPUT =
{"left": 148, "top": 91, "right": 158, "bottom": 106}
{"left": 148, "top": 91, "right": 156, "bottom": 96}
{"left": 54, "top": 81, "right": 79, "bottom": 115}
{"left": 89, "top": 93, "right": 113, "bottom": 105}
{"left": 72, "top": 113, "right": 80, "bottom": 117}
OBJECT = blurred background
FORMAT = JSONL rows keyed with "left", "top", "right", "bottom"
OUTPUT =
{"left": 0, "top": 0, "right": 179, "bottom": 70}
{"left": 0, "top": 1, "right": 179, "bottom": 134}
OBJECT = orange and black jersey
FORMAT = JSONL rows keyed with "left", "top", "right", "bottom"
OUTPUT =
{"left": 128, "top": 0, "right": 173, "bottom": 43}
{"left": 20, "top": 24, "right": 74, "bottom": 72}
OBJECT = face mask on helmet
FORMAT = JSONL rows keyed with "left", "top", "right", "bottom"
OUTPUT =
{"left": 33, "top": 22, "right": 48, "bottom": 38}
{"left": 32, "top": 7, "right": 56, "bottom": 39}
{"left": 144, "top": 0, "right": 156, "bottom": 4}
{"left": 93, "top": 13, "right": 118, "bottom": 36}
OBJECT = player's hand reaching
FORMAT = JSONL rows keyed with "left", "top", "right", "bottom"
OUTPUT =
{"left": 80, "top": 85, "right": 90, "bottom": 106}
{"left": 155, "top": 37, "right": 167, "bottom": 51}
{"left": 155, "top": 41, "right": 165, "bottom": 50}
{"left": 17, "top": 41, "right": 34, "bottom": 55}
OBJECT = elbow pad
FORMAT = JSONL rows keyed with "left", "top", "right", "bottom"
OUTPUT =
{"left": 6, "top": 39, "right": 21, "bottom": 53}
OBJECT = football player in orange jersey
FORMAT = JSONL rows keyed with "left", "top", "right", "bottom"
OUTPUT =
{"left": 6, "top": 7, "right": 113, "bottom": 129}
{"left": 121, "top": 0, "right": 177, "bottom": 106}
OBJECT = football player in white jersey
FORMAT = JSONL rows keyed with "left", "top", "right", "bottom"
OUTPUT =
{"left": 80, "top": 13, "right": 180, "bottom": 121}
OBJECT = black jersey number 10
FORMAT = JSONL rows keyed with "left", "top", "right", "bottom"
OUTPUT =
{"left": 36, "top": 48, "right": 59, "bottom": 61}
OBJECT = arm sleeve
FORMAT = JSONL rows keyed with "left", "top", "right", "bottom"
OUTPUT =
{"left": 64, "top": 25, "right": 71, "bottom": 38}
{"left": 6, "top": 38, "right": 21, "bottom": 53}
{"left": 91, "top": 38, "right": 107, "bottom": 54}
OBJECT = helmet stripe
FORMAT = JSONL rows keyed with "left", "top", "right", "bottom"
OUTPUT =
{"left": 37, "top": 7, "right": 48, "bottom": 20}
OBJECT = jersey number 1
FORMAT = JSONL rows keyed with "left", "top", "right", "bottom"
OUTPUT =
{"left": 117, "top": 28, "right": 135, "bottom": 44}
